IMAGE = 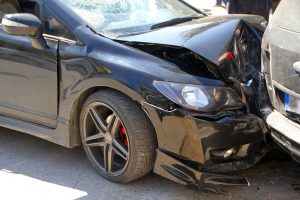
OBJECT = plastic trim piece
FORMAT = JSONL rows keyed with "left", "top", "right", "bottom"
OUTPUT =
{"left": 266, "top": 110, "right": 300, "bottom": 143}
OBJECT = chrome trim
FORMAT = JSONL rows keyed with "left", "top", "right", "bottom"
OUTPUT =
{"left": 140, "top": 101, "right": 177, "bottom": 113}
{"left": 59, "top": 37, "right": 77, "bottom": 44}
{"left": 43, "top": 34, "right": 59, "bottom": 41}
{"left": 43, "top": 34, "right": 77, "bottom": 44}
{"left": 272, "top": 80, "right": 300, "bottom": 99}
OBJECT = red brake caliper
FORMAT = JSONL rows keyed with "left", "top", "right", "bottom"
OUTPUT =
{"left": 119, "top": 126, "right": 128, "bottom": 146}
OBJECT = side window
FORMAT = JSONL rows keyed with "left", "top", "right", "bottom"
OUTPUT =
{"left": 19, "top": 0, "right": 41, "bottom": 18}
{"left": 43, "top": 6, "right": 76, "bottom": 41}
{"left": 0, "top": 0, "right": 23, "bottom": 22}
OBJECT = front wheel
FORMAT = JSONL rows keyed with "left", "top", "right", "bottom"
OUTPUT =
{"left": 80, "top": 90, "right": 157, "bottom": 183}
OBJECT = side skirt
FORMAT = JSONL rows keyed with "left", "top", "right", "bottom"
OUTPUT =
{"left": 0, "top": 114, "right": 77, "bottom": 148}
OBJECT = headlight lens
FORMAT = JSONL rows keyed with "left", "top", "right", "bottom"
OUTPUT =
{"left": 153, "top": 81, "right": 243, "bottom": 112}
{"left": 182, "top": 85, "right": 210, "bottom": 108}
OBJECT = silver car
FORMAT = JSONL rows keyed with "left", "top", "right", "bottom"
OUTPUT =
{"left": 262, "top": 0, "right": 300, "bottom": 162}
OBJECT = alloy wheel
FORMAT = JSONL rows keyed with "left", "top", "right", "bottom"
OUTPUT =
{"left": 82, "top": 102, "right": 129, "bottom": 176}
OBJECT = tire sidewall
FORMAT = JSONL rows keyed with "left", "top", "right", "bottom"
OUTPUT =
{"left": 79, "top": 91, "right": 144, "bottom": 183}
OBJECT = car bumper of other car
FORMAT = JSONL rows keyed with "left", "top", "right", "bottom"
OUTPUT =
{"left": 141, "top": 102, "right": 267, "bottom": 191}
{"left": 266, "top": 110, "right": 300, "bottom": 161}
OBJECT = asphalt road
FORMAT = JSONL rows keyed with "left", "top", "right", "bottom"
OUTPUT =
{"left": 0, "top": 128, "right": 299, "bottom": 200}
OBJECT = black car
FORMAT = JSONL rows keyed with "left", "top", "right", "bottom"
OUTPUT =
{"left": 0, "top": 0, "right": 268, "bottom": 190}
{"left": 262, "top": 0, "right": 300, "bottom": 162}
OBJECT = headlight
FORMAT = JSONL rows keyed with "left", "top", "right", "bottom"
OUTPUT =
{"left": 153, "top": 81, "right": 244, "bottom": 112}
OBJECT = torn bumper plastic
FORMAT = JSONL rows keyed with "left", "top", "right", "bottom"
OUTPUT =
{"left": 266, "top": 110, "right": 300, "bottom": 160}
{"left": 142, "top": 102, "right": 266, "bottom": 189}
{"left": 154, "top": 150, "right": 249, "bottom": 194}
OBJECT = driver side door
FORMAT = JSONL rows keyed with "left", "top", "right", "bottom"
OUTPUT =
{"left": 0, "top": 3, "right": 58, "bottom": 128}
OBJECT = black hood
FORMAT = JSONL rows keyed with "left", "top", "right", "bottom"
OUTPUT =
{"left": 117, "top": 14, "right": 269, "bottom": 119}
{"left": 118, "top": 15, "right": 266, "bottom": 64}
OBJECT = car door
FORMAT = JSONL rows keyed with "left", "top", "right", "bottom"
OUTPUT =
{"left": 0, "top": 7, "right": 58, "bottom": 128}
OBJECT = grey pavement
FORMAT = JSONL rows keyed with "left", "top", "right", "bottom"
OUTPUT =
{"left": 0, "top": 128, "right": 299, "bottom": 200}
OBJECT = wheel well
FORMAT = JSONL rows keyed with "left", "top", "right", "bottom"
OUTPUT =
{"left": 69, "top": 86, "right": 157, "bottom": 148}
{"left": 68, "top": 87, "right": 103, "bottom": 147}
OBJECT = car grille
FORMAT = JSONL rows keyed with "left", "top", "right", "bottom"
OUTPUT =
{"left": 270, "top": 45, "right": 300, "bottom": 94}
{"left": 265, "top": 44, "right": 300, "bottom": 123}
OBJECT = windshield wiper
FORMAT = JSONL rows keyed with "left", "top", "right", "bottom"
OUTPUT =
{"left": 150, "top": 16, "right": 201, "bottom": 30}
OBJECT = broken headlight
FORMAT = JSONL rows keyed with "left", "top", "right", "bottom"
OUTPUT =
{"left": 153, "top": 81, "right": 244, "bottom": 112}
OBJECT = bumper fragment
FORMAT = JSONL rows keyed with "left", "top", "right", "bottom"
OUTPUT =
{"left": 267, "top": 110, "right": 300, "bottom": 159}
{"left": 143, "top": 102, "right": 265, "bottom": 164}
{"left": 142, "top": 102, "right": 266, "bottom": 190}
{"left": 154, "top": 150, "right": 249, "bottom": 194}
{"left": 266, "top": 110, "right": 300, "bottom": 144}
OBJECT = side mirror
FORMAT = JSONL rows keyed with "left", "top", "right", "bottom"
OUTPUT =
{"left": 2, "top": 13, "right": 47, "bottom": 49}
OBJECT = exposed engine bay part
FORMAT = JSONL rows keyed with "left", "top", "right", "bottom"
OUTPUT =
{"left": 124, "top": 43, "right": 221, "bottom": 80}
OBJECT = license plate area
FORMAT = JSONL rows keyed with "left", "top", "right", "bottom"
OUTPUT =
{"left": 285, "top": 93, "right": 300, "bottom": 115}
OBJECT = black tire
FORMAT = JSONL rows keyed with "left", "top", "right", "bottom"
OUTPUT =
{"left": 80, "top": 89, "right": 157, "bottom": 183}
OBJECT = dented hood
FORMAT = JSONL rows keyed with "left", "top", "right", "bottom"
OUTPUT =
{"left": 118, "top": 15, "right": 265, "bottom": 64}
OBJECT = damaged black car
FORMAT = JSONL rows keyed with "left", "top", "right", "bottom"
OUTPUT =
{"left": 0, "top": 0, "right": 268, "bottom": 190}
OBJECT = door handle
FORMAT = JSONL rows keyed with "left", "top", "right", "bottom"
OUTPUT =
{"left": 293, "top": 61, "right": 300, "bottom": 74}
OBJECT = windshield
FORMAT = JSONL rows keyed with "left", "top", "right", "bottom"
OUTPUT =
{"left": 58, "top": 0, "right": 201, "bottom": 37}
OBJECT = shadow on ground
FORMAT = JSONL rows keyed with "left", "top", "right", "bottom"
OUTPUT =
{"left": 0, "top": 128, "right": 299, "bottom": 200}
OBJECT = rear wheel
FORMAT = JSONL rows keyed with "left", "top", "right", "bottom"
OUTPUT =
{"left": 80, "top": 90, "right": 156, "bottom": 183}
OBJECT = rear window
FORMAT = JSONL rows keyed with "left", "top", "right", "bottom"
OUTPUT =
{"left": 272, "top": 0, "right": 300, "bottom": 33}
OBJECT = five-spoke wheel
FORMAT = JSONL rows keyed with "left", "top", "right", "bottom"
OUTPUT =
{"left": 82, "top": 103, "right": 129, "bottom": 175}
{"left": 80, "top": 90, "right": 156, "bottom": 183}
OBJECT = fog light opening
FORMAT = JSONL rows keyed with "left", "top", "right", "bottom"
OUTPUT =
{"left": 210, "top": 147, "right": 238, "bottom": 160}
{"left": 224, "top": 148, "right": 235, "bottom": 158}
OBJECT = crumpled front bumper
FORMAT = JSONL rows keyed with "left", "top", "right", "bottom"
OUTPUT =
{"left": 154, "top": 150, "right": 250, "bottom": 193}
{"left": 142, "top": 102, "right": 267, "bottom": 191}
{"left": 266, "top": 110, "right": 300, "bottom": 161}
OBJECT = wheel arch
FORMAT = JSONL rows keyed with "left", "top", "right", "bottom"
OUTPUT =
{"left": 67, "top": 83, "right": 155, "bottom": 147}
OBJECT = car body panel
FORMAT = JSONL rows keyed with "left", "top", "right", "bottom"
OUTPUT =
{"left": 0, "top": 26, "right": 58, "bottom": 127}
{"left": 119, "top": 15, "right": 266, "bottom": 65}
{"left": 154, "top": 150, "right": 251, "bottom": 193}
{"left": 142, "top": 102, "right": 265, "bottom": 165}
{"left": 0, "top": 0, "right": 268, "bottom": 189}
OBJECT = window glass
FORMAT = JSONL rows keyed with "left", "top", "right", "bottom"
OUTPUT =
{"left": 44, "top": 6, "right": 77, "bottom": 41}
{"left": 0, "top": 1, "right": 22, "bottom": 22}
{"left": 18, "top": 0, "right": 41, "bottom": 18}
{"left": 58, "top": 0, "right": 202, "bottom": 38}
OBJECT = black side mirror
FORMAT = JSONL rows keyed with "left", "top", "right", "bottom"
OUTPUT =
{"left": 2, "top": 13, "right": 47, "bottom": 49}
